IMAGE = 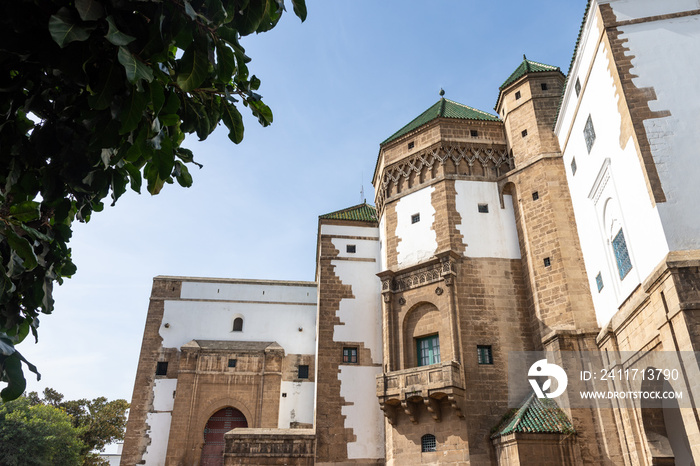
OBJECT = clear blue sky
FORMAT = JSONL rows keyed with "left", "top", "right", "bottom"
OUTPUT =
{"left": 21, "top": 1, "right": 586, "bottom": 402}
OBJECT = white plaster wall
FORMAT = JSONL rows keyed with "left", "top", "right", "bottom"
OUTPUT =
{"left": 142, "top": 412, "right": 171, "bottom": 466}
{"left": 152, "top": 379, "right": 177, "bottom": 412}
{"left": 180, "top": 281, "right": 316, "bottom": 304}
{"left": 319, "top": 224, "right": 380, "bottom": 239}
{"left": 379, "top": 214, "right": 387, "bottom": 271}
{"left": 331, "top": 235, "right": 382, "bottom": 364}
{"left": 558, "top": 38, "right": 668, "bottom": 326}
{"left": 395, "top": 187, "right": 437, "bottom": 268}
{"left": 160, "top": 300, "right": 316, "bottom": 354}
{"left": 455, "top": 181, "right": 520, "bottom": 259}
{"left": 339, "top": 366, "right": 385, "bottom": 459}
{"left": 277, "top": 381, "right": 315, "bottom": 428}
{"left": 603, "top": 0, "right": 700, "bottom": 22}
{"left": 616, "top": 13, "right": 700, "bottom": 250}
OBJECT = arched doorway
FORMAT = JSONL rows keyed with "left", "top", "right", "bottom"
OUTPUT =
{"left": 201, "top": 407, "right": 248, "bottom": 466}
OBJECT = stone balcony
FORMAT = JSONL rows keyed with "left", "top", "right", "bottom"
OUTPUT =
{"left": 376, "top": 361, "right": 465, "bottom": 424}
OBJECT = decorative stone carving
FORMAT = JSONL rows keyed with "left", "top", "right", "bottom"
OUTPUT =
{"left": 398, "top": 297, "right": 406, "bottom": 305}
{"left": 435, "top": 287, "right": 443, "bottom": 296}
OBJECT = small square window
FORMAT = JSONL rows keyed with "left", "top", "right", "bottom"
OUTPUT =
{"left": 575, "top": 78, "right": 582, "bottom": 97}
{"left": 342, "top": 347, "right": 358, "bottom": 364}
{"left": 595, "top": 272, "right": 604, "bottom": 292}
{"left": 470, "top": 130, "right": 478, "bottom": 137}
{"left": 411, "top": 213, "right": 420, "bottom": 224}
{"left": 477, "top": 346, "right": 493, "bottom": 365}
{"left": 541, "top": 82, "right": 548, "bottom": 91}
{"left": 228, "top": 359, "right": 237, "bottom": 368}
{"left": 515, "top": 91, "right": 521, "bottom": 100}
{"left": 543, "top": 257, "right": 551, "bottom": 267}
{"left": 571, "top": 157, "right": 577, "bottom": 175}
{"left": 346, "top": 245, "right": 356, "bottom": 253}
{"left": 408, "top": 141, "right": 415, "bottom": 150}
{"left": 584, "top": 115, "right": 596, "bottom": 153}
{"left": 532, "top": 191, "right": 539, "bottom": 201}
{"left": 478, "top": 204, "right": 489, "bottom": 213}
{"left": 298, "top": 365, "right": 309, "bottom": 379}
{"left": 156, "top": 361, "right": 168, "bottom": 376}
{"left": 521, "top": 129, "right": 528, "bottom": 138}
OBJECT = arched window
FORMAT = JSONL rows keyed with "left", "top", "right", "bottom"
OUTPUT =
{"left": 421, "top": 434, "right": 436, "bottom": 452}
{"left": 232, "top": 317, "right": 243, "bottom": 332}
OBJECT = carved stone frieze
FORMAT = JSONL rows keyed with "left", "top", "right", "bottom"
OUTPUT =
{"left": 380, "top": 257, "right": 458, "bottom": 294}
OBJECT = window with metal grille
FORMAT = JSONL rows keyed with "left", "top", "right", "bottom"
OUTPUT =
{"left": 596, "top": 272, "right": 604, "bottom": 292}
{"left": 416, "top": 335, "right": 440, "bottom": 367}
{"left": 470, "top": 130, "right": 478, "bottom": 137}
{"left": 571, "top": 157, "right": 577, "bottom": 175}
{"left": 477, "top": 345, "right": 493, "bottom": 365}
{"left": 233, "top": 317, "right": 243, "bottom": 332}
{"left": 532, "top": 191, "right": 539, "bottom": 201}
{"left": 408, "top": 141, "right": 415, "bottom": 150}
{"left": 478, "top": 204, "right": 489, "bottom": 213}
{"left": 515, "top": 91, "right": 521, "bottom": 100}
{"left": 228, "top": 359, "right": 237, "bottom": 368}
{"left": 541, "top": 82, "right": 548, "bottom": 91}
{"left": 411, "top": 213, "right": 420, "bottom": 224}
{"left": 584, "top": 115, "right": 596, "bottom": 153}
{"left": 421, "top": 434, "right": 437, "bottom": 452}
{"left": 575, "top": 78, "right": 582, "bottom": 96}
{"left": 156, "top": 361, "right": 168, "bottom": 376}
{"left": 612, "top": 229, "right": 633, "bottom": 280}
{"left": 342, "top": 347, "right": 357, "bottom": 364}
{"left": 346, "top": 244, "right": 356, "bottom": 253}
{"left": 521, "top": 129, "right": 528, "bottom": 138}
{"left": 543, "top": 257, "right": 551, "bottom": 267}
{"left": 298, "top": 365, "right": 309, "bottom": 379}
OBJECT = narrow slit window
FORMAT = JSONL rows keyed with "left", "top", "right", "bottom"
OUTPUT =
{"left": 584, "top": 115, "right": 596, "bottom": 153}
{"left": 156, "top": 362, "right": 168, "bottom": 376}
{"left": 596, "top": 272, "right": 604, "bottom": 292}
{"left": 571, "top": 157, "right": 577, "bottom": 175}
{"left": 233, "top": 317, "right": 243, "bottom": 332}
{"left": 575, "top": 78, "right": 582, "bottom": 96}
{"left": 298, "top": 365, "right": 309, "bottom": 379}
{"left": 515, "top": 91, "right": 521, "bottom": 100}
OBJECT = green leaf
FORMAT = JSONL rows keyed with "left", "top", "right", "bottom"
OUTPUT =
{"left": 20, "top": 224, "right": 52, "bottom": 243}
{"left": 4, "top": 229, "right": 38, "bottom": 271}
{"left": 174, "top": 162, "right": 193, "bottom": 187}
{"left": 154, "top": 138, "right": 174, "bottom": 180}
{"left": 221, "top": 102, "right": 244, "bottom": 143}
{"left": 75, "top": 0, "right": 105, "bottom": 21}
{"left": 119, "top": 90, "right": 148, "bottom": 135}
{"left": 249, "top": 99, "right": 273, "bottom": 126}
{"left": 124, "top": 163, "right": 142, "bottom": 193}
{"left": 234, "top": 0, "right": 266, "bottom": 35}
{"left": 149, "top": 82, "right": 165, "bottom": 115}
{"left": 144, "top": 162, "right": 166, "bottom": 195}
{"left": 0, "top": 354, "right": 26, "bottom": 402}
{"left": 105, "top": 16, "right": 136, "bottom": 46}
{"left": 176, "top": 42, "right": 209, "bottom": 92}
{"left": 88, "top": 62, "right": 121, "bottom": 110}
{"left": 49, "top": 8, "right": 95, "bottom": 48}
{"left": 9, "top": 202, "right": 41, "bottom": 223}
{"left": 160, "top": 114, "right": 180, "bottom": 126}
{"left": 117, "top": 47, "right": 154, "bottom": 85}
{"left": 291, "top": 0, "right": 307, "bottom": 21}
{"left": 216, "top": 43, "right": 235, "bottom": 83}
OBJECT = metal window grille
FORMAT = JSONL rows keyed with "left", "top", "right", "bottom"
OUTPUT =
{"left": 346, "top": 245, "right": 356, "bottom": 253}
{"left": 521, "top": 129, "right": 528, "bottom": 138}
{"left": 543, "top": 257, "right": 551, "bottom": 267}
{"left": 408, "top": 141, "right": 415, "bottom": 149}
{"left": 612, "top": 229, "right": 633, "bottom": 280}
{"left": 411, "top": 213, "right": 420, "bottom": 224}
{"left": 584, "top": 115, "right": 596, "bottom": 153}
{"left": 515, "top": 91, "right": 521, "bottom": 100}
{"left": 478, "top": 204, "right": 489, "bottom": 213}
{"left": 596, "top": 272, "right": 604, "bottom": 292}
{"left": 343, "top": 347, "right": 357, "bottom": 363}
{"left": 477, "top": 346, "right": 493, "bottom": 365}
{"left": 541, "top": 82, "right": 548, "bottom": 91}
{"left": 421, "top": 434, "right": 437, "bottom": 452}
{"left": 228, "top": 359, "right": 237, "bottom": 368}
{"left": 532, "top": 191, "right": 539, "bottom": 201}
{"left": 470, "top": 130, "right": 478, "bottom": 137}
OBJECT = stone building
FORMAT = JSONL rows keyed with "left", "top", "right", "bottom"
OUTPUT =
{"left": 121, "top": 0, "right": 700, "bottom": 464}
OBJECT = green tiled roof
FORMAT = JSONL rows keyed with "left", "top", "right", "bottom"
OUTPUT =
{"left": 491, "top": 393, "right": 576, "bottom": 438}
{"left": 320, "top": 202, "right": 378, "bottom": 222}
{"left": 500, "top": 56, "right": 561, "bottom": 90}
{"left": 381, "top": 98, "right": 500, "bottom": 145}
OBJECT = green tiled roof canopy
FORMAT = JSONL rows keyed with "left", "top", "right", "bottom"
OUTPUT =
{"left": 491, "top": 393, "right": 576, "bottom": 438}
{"left": 500, "top": 56, "right": 560, "bottom": 90}
{"left": 320, "top": 202, "right": 378, "bottom": 222}
{"left": 381, "top": 98, "right": 500, "bottom": 145}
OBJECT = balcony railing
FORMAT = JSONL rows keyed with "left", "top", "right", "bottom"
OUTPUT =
{"left": 376, "top": 361, "right": 465, "bottom": 424}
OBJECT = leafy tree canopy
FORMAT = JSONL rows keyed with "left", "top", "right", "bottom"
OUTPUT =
{"left": 0, "top": 0, "right": 306, "bottom": 400}
{"left": 0, "top": 395, "right": 85, "bottom": 465}
{"left": 29, "top": 387, "right": 130, "bottom": 464}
